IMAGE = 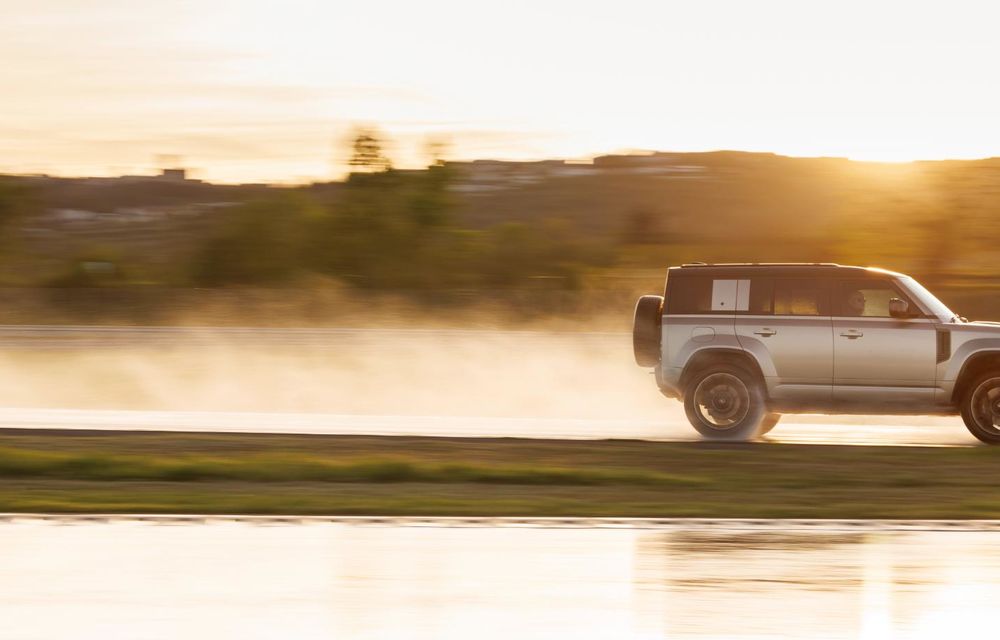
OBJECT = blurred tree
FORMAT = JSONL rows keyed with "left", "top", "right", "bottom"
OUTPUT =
{"left": 622, "top": 207, "right": 668, "bottom": 244}
{"left": 347, "top": 128, "right": 392, "bottom": 174}
{"left": 0, "top": 178, "right": 35, "bottom": 255}
{"left": 186, "top": 129, "right": 607, "bottom": 294}
{"left": 191, "top": 193, "right": 320, "bottom": 285}
{"left": 829, "top": 191, "right": 930, "bottom": 272}
{"left": 314, "top": 131, "right": 462, "bottom": 289}
{"left": 919, "top": 165, "right": 997, "bottom": 285}
{"left": 47, "top": 246, "right": 128, "bottom": 287}
{"left": 408, "top": 163, "right": 453, "bottom": 229}
{"left": 478, "top": 219, "right": 589, "bottom": 290}
{"left": 423, "top": 136, "right": 449, "bottom": 168}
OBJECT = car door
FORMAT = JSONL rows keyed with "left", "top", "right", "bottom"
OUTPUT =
{"left": 831, "top": 277, "right": 938, "bottom": 407}
{"left": 734, "top": 277, "right": 833, "bottom": 406}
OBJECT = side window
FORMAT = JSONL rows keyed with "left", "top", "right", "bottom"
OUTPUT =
{"left": 835, "top": 279, "right": 914, "bottom": 317}
{"left": 666, "top": 277, "right": 712, "bottom": 314}
{"left": 773, "top": 278, "right": 828, "bottom": 316}
{"left": 666, "top": 277, "right": 752, "bottom": 314}
{"left": 747, "top": 278, "right": 773, "bottom": 314}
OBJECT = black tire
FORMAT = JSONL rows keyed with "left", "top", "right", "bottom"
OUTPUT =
{"left": 632, "top": 295, "right": 663, "bottom": 367}
{"left": 960, "top": 372, "right": 1000, "bottom": 444}
{"left": 759, "top": 413, "right": 781, "bottom": 435}
{"left": 683, "top": 364, "right": 766, "bottom": 441}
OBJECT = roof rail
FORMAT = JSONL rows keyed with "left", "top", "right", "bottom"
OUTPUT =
{"left": 679, "top": 262, "right": 842, "bottom": 268}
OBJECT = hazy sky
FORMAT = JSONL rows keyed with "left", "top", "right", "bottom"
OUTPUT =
{"left": 3, "top": 0, "right": 999, "bottom": 182}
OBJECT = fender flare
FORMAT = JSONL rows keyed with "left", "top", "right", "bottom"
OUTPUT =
{"left": 951, "top": 349, "right": 1000, "bottom": 403}
{"left": 679, "top": 347, "right": 768, "bottom": 396}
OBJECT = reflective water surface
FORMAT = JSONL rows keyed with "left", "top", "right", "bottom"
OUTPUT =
{"left": 1, "top": 521, "right": 998, "bottom": 639}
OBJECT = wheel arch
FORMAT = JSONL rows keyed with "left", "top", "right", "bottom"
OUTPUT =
{"left": 952, "top": 350, "right": 1000, "bottom": 403}
{"left": 679, "top": 348, "right": 767, "bottom": 398}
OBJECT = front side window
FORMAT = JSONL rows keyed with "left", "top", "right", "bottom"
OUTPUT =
{"left": 834, "top": 279, "right": 915, "bottom": 318}
{"left": 773, "top": 278, "right": 828, "bottom": 316}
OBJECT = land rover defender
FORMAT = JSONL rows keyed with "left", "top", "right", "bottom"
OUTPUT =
{"left": 632, "top": 263, "right": 1000, "bottom": 443}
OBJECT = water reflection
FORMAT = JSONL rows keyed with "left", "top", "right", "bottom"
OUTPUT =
{"left": 0, "top": 521, "right": 997, "bottom": 638}
{"left": 638, "top": 528, "right": 997, "bottom": 638}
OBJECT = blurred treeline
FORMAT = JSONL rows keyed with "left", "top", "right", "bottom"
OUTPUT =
{"left": 191, "top": 163, "right": 599, "bottom": 292}
{"left": 1, "top": 132, "right": 604, "bottom": 299}
{"left": 3, "top": 133, "right": 1000, "bottom": 323}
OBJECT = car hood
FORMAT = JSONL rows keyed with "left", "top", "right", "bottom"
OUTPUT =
{"left": 951, "top": 321, "right": 1000, "bottom": 338}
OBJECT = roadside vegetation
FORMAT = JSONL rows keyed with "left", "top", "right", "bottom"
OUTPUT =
{"left": 6, "top": 133, "right": 1000, "bottom": 324}
{"left": 4, "top": 431, "right": 1000, "bottom": 518}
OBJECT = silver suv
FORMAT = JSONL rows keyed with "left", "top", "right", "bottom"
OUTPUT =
{"left": 632, "top": 263, "right": 1000, "bottom": 444}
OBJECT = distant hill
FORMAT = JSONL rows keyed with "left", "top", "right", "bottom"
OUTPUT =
{"left": 448, "top": 151, "right": 1000, "bottom": 247}
{"left": 6, "top": 150, "right": 1000, "bottom": 278}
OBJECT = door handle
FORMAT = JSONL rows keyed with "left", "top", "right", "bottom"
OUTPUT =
{"left": 753, "top": 328, "right": 777, "bottom": 337}
{"left": 840, "top": 330, "right": 864, "bottom": 339}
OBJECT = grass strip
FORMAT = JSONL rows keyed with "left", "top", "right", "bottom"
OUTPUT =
{"left": 0, "top": 447, "right": 705, "bottom": 487}
{"left": 0, "top": 431, "right": 998, "bottom": 518}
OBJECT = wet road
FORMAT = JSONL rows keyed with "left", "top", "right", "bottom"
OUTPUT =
{"left": 0, "top": 517, "right": 997, "bottom": 639}
{"left": 0, "top": 325, "right": 977, "bottom": 447}
{"left": 0, "top": 407, "right": 977, "bottom": 446}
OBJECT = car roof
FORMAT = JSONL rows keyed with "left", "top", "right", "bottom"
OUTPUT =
{"left": 668, "top": 263, "right": 905, "bottom": 278}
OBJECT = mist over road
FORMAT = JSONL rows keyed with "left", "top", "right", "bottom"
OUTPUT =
{"left": 0, "top": 325, "right": 976, "bottom": 447}
{"left": 0, "top": 325, "right": 626, "bottom": 349}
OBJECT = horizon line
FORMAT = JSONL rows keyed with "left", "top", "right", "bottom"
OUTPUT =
{"left": 5, "top": 147, "right": 1000, "bottom": 187}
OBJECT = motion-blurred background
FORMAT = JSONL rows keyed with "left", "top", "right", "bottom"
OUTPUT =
{"left": 2, "top": 144, "right": 998, "bottom": 327}
{"left": 3, "top": 0, "right": 999, "bottom": 329}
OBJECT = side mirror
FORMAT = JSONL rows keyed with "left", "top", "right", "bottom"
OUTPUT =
{"left": 888, "top": 298, "right": 910, "bottom": 318}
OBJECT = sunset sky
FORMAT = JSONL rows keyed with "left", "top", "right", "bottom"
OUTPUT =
{"left": 3, "top": 0, "right": 999, "bottom": 183}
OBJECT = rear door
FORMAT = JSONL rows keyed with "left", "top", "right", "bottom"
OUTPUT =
{"left": 734, "top": 277, "right": 833, "bottom": 406}
{"left": 662, "top": 276, "right": 740, "bottom": 375}
{"left": 831, "top": 277, "right": 937, "bottom": 406}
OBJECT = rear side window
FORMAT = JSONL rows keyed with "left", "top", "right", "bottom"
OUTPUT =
{"left": 667, "top": 274, "right": 829, "bottom": 315}
{"left": 667, "top": 276, "right": 771, "bottom": 314}
{"left": 773, "top": 278, "right": 829, "bottom": 316}
{"left": 666, "top": 277, "right": 712, "bottom": 314}
{"left": 747, "top": 278, "right": 774, "bottom": 314}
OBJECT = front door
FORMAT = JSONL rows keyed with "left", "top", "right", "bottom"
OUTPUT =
{"left": 831, "top": 278, "right": 938, "bottom": 407}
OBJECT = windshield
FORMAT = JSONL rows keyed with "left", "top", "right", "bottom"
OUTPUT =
{"left": 899, "top": 276, "right": 958, "bottom": 321}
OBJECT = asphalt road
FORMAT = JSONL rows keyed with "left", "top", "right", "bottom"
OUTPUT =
{"left": 0, "top": 408, "right": 976, "bottom": 446}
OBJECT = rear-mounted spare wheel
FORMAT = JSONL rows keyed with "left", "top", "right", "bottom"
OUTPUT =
{"left": 632, "top": 295, "right": 664, "bottom": 367}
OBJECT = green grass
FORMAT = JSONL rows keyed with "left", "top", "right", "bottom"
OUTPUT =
{"left": 0, "top": 447, "right": 704, "bottom": 487}
{"left": 1, "top": 430, "right": 999, "bottom": 518}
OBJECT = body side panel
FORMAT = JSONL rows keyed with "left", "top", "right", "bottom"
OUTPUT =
{"left": 734, "top": 314, "right": 832, "bottom": 403}
{"left": 659, "top": 313, "right": 738, "bottom": 391}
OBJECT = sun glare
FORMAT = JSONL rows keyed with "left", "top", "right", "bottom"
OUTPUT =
{"left": 1, "top": 0, "right": 999, "bottom": 181}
